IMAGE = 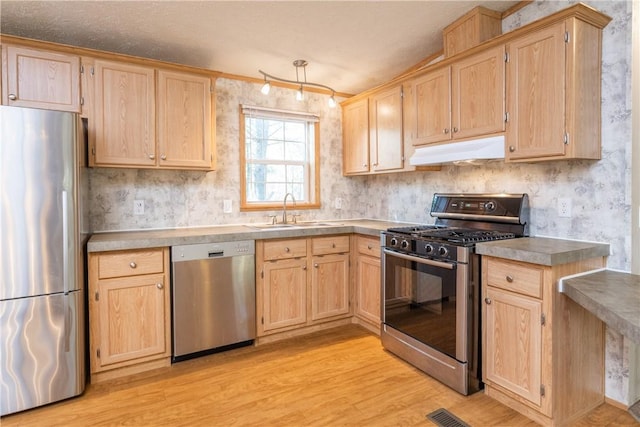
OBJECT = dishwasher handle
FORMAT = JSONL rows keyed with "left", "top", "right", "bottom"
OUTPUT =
{"left": 208, "top": 250, "right": 224, "bottom": 258}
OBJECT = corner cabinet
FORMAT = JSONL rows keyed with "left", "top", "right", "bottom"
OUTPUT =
{"left": 505, "top": 14, "right": 609, "bottom": 162}
{"left": 1, "top": 44, "right": 81, "bottom": 112}
{"left": 88, "top": 248, "right": 171, "bottom": 383}
{"left": 256, "top": 236, "right": 351, "bottom": 342}
{"left": 88, "top": 59, "right": 215, "bottom": 170}
{"left": 342, "top": 84, "right": 408, "bottom": 175}
{"left": 482, "top": 255, "right": 607, "bottom": 426}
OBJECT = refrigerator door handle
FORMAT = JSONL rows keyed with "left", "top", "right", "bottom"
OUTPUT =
{"left": 62, "top": 190, "right": 69, "bottom": 295}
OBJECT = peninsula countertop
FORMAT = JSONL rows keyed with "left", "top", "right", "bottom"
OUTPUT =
{"left": 87, "top": 219, "right": 411, "bottom": 252}
{"left": 560, "top": 269, "right": 640, "bottom": 345}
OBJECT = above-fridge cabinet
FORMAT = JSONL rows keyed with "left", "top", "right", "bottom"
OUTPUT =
{"left": 1, "top": 105, "right": 87, "bottom": 416}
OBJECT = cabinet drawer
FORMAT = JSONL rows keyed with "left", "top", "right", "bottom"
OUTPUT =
{"left": 485, "top": 258, "right": 543, "bottom": 298}
{"left": 263, "top": 239, "right": 307, "bottom": 261}
{"left": 356, "top": 235, "right": 380, "bottom": 258}
{"left": 96, "top": 248, "right": 165, "bottom": 279}
{"left": 312, "top": 235, "right": 350, "bottom": 255}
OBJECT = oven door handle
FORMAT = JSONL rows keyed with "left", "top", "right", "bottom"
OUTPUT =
{"left": 383, "top": 249, "right": 455, "bottom": 270}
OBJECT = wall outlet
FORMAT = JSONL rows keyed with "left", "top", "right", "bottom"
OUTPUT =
{"left": 134, "top": 199, "right": 145, "bottom": 215}
{"left": 335, "top": 198, "right": 343, "bottom": 210}
{"left": 223, "top": 199, "right": 232, "bottom": 213}
{"left": 558, "top": 197, "right": 572, "bottom": 218}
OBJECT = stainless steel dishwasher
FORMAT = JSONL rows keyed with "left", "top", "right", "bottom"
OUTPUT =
{"left": 171, "top": 240, "right": 255, "bottom": 362}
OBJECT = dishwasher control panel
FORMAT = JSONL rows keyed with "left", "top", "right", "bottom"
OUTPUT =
{"left": 172, "top": 240, "right": 255, "bottom": 262}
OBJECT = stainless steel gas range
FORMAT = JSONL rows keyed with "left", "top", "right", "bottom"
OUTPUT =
{"left": 381, "top": 193, "right": 529, "bottom": 395}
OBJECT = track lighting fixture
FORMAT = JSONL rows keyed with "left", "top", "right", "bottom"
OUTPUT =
{"left": 259, "top": 59, "right": 337, "bottom": 107}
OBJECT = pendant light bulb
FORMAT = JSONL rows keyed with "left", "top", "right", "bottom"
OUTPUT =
{"left": 261, "top": 81, "right": 271, "bottom": 95}
{"left": 296, "top": 85, "right": 304, "bottom": 101}
{"left": 328, "top": 93, "right": 337, "bottom": 108}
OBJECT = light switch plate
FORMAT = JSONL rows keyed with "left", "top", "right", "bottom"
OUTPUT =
{"left": 223, "top": 199, "right": 232, "bottom": 213}
{"left": 134, "top": 199, "right": 145, "bottom": 215}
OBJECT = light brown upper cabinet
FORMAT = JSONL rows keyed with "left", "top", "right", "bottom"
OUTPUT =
{"left": 342, "top": 84, "right": 406, "bottom": 176}
{"left": 90, "top": 59, "right": 214, "bottom": 170}
{"left": 368, "top": 85, "right": 404, "bottom": 172}
{"left": 2, "top": 45, "right": 81, "bottom": 112}
{"left": 404, "top": 45, "right": 505, "bottom": 147}
{"left": 342, "top": 97, "right": 370, "bottom": 175}
{"left": 505, "top": 18, "right": 606, "bottom": 162}
{"left": 93, "top": 60, "right": 156, "bottom": 167}
{"left": 157, "top": 70, "right": 213, "bottom": 169}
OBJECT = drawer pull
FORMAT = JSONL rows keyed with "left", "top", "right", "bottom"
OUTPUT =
{"left": 485, "top": 298, "right": 492, "bottom": 305}
{"left": 129, "top": 262, "right": 137, "bottom": 269}
{"left": 156, "top": 283, "right": 163, "bottom": 289}
{"left": 506, "top": 275, "right": 514, "bottom": 283}
{"left": 284, "top": 247, "right": 290, "bottom": 253}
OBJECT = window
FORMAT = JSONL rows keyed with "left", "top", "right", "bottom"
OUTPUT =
{"left": 240, "top": 105, "right": 320, "bottom": 211}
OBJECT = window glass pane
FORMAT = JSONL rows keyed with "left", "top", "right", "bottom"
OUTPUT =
{"left": 241, "top": 108, "right": 317, "bottom": 207}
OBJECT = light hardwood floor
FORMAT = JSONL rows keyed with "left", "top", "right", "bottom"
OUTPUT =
{"left": 2, "top": 325, "right": 637, "bottom": 426}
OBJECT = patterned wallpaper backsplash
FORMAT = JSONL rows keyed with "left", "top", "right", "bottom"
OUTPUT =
{"left": 88, "top": 0, "right": 634, "bottom": 404}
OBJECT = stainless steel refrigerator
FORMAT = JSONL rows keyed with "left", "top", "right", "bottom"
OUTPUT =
{"left": 1, "top": 105, "right": 87, "bottom": 415}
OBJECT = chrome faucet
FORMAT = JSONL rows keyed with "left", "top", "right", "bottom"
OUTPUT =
{"left": 282, "top": 193, "right": 297, "bottom": 224}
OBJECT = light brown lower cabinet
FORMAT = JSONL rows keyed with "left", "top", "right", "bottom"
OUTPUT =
{"left": 353, "top": 235, "right": 381, "bottom": 333}
{"left": 482, "top": 255, "right": 606, "bottom": 427}
{"left": 256, "top": 236, "right": 351, "bottom": 341}
{"left": 88, "top": 247, "right": 171, "bottom": 383}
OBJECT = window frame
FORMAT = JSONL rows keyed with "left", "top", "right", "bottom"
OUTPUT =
{"left": 240, "top": 105, "right": 321, "bottom": 211}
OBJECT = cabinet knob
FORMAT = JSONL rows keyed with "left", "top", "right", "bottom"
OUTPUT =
{"left": 373, "top": 163, "right": 378, "bottom": 167}
{"left": 485, "top": 298, "right": 492, "bottom": 305}
{"left": 302, "top": 265, "right": 307, "bottom": 270}
{"left": 160, "top": 154, "right": 167, "bottom": 160}
{"left": 8, "top": 94, "right": 17, "bottom": 101}
{"left": 332, "top": 243, "right": 336, "bottom": 248}
{"left": 453, "top": 127, "right": 459, "bottom": 133}
{"left": 509, "top": 146, "right": 516, "bottom": 153}
{"left": 314, "top": 263, "right": 319, "bottom": 268}
{"left": 506, "top": 275, "right": 514, "bottom": 283}
{"left": 129, "top": 262, "right": 137, "bottom": 268}
{"left": 367, "top": 245, "right": 372, "bottom": 250}
{"left": 156, "top": 283, "right": 163, "bottom": 289}
{"left": 363, "top": 163, "right": 368, "bottom": 168}
{"left": 149, "top": 154, "right": 155, "bottom": 160}
{"left": 443, "top": 128, "right": 449, "bottom": 134}
{"left": 284, "top": 247, "right": 290, "bottom": 253}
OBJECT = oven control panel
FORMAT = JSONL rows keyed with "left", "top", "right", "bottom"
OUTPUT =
{"left": 430, "top": 193, "right": 529, "bottom": 225}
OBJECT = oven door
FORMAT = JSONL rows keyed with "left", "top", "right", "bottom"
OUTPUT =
{"left": 382, "top": 248, "right": 468, "bottom": 363}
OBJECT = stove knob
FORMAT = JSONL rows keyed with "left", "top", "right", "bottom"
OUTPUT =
{"left": 438, "top": 246, "right": 449, "bottom": 257}
{"left": 485, "top": 201, "right": 496, "bottom": 211}
{"left": 390, "top": 238, "right": 398, "bottom": 247}
{"left": 424, "top": 244, "right": 434, "bottom": 254}
{"left": 400, "top": 240, "right": 410, "bottom": 249}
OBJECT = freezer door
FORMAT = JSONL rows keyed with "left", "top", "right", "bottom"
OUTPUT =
{"left": 0, "top": 106, "right": 80, "bottom": 300}
{"left": 0, "top": 291, "right": 85, "bottom": 415}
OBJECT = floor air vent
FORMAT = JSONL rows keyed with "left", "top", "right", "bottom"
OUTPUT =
{"left": 426, "top": 408, "right": 470, "bottom": 427}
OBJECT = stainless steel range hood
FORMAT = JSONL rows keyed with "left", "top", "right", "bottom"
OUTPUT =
{"left": 409, "top": 135, "right": 505, "bottom": 166}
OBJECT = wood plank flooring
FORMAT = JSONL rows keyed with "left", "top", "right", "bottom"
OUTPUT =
{"left": 2, "top": 325, "right": 637, "bottom": 426}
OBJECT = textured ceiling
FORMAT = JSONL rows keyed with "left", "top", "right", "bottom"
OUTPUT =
{"left": 0, "top": 1, "right": 520, "bottom": 95}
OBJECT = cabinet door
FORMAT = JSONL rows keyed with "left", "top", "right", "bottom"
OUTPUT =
{"left": 355, "top": 254, "right": 381, "bottom": 325}
{"left": 406, "top": 67, "right": 451, "bottom": 146}
{"left": 157, "top": 70, "right": 212, "bottom": 169}
{"left": 484, "top": 286, "right": 542, "bottom": 406}
{"left": 310, "top": 254, "right": 350, "bottom": 321}
{"left": 369, "top": 85, "right": 404, "bottom": 172}
{"left": 95, "top": 273, "right": 169, "bottom": 369}
{"left": 93, "top": 60, "right": 156, "bottom": 167}
{"left": 3, "top": 45, "right": 80, "bottom": 112}
{"left": 262, "top": 259, "right": 307, "bottom": 332}
{"left": 506, "top": 22, "right": 565, "bottom": 160}
{"left": 342, "top": 98, "right": 370, "bottom": 175}
{"left": 452, "top": 45, "right": 505, "bottom": 140}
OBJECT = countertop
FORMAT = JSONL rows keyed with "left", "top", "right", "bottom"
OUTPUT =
{"left": 559, "top": 269, "right": 640, "bottom": 345}
{"left": 475, "top": 236, "right": 610, "bottom": 266}
{"left": 87, "top": 219, "right": 410, "bottom": 252}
